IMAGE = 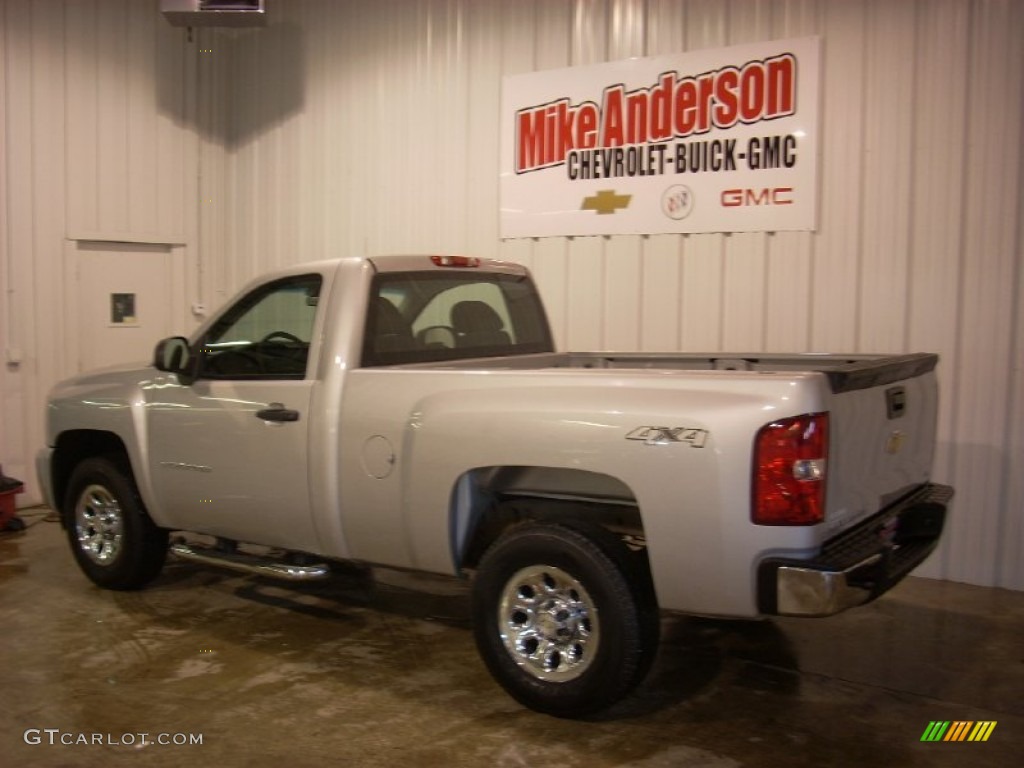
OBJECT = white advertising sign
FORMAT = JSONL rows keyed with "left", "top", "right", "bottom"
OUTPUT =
{"left": 500, "top": 37, "right": 820, "bottom": 238}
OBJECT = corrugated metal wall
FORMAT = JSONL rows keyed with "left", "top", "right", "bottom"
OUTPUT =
{"left": 1, "top": 0, "right": 1022, "bottom": 590}
{"left": 0, "top": 0, "right": 197, "bottom": 501}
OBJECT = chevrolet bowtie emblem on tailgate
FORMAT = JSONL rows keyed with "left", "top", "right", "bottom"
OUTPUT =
{"left": 581, "top": 190, "right": 632, "bottom": 215}
{"left": 885, "top": 431, "right": 905, "bottom": 455}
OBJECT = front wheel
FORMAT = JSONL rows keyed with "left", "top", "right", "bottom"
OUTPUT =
{"left": 63, "top": 456, "right": 168, "bottom": 590}
{"left": 471, "top": 522, "right": 659, "bottom": 717}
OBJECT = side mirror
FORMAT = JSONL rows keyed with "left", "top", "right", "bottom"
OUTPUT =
{"left": 153, "top": 336, "right": 197, "bottom": 384}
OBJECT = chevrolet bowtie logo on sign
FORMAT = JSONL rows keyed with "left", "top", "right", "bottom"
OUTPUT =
{"left": 920, "top": 721, "right": 997, "bottom": 742}
{"left": 581, "top": 190, "right": 632, "bottom": 215}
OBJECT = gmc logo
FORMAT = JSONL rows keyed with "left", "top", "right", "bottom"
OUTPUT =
{"left": 720, "top": 187, "right": 793, "bottom": 207}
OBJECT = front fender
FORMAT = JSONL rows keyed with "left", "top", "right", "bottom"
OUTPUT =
{"left": 45, "top": 366, "right": 164, "bottom": 524}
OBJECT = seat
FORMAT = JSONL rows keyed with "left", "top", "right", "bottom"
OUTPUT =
{"left": 366, "top": 297, "right": 416, "bottom": 363}
{"left": 451, "top": 301, "right": 511, "bottom": 348}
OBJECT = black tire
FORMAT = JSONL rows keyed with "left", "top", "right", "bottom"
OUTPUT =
{"left": 63, "top": 456, "right": 168, "bottom": 590}
{"left": 471, "top": 522, "right": 659, "bottom": 717}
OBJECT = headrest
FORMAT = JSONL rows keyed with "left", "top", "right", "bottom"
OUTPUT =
{"left": 451, "top": 301, "right": 503, "bottom": 332}
{"left": 373, "top": 297, "right": 410, "bottom": 336}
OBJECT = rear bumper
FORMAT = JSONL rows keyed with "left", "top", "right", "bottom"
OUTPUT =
{"left": 758, "top": 483, "right": 953, "bottom": 617}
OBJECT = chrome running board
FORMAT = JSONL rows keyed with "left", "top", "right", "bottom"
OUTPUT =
{"left": 170, "top": 539, "right": 330, "bottom": 582}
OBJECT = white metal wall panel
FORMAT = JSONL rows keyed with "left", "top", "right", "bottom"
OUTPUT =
{"left": 1, "top": 0, "right": 1022, "bottom": 591}
{"left": 905, "top": 0, "right": 971, "bottom": 582}
{"left": 639, "top": 236, "right": 681, "bottom": 352}
{"left": 1, "top": 0, "right": 67, "bottom": 495}
{"left": 0, "top": 1, "right": 11, "bottom": 481}
{"left": 0, "top": 0, "right": 196, "bottom": 503}
{"left": 813, "top": 1, "right": 865, "bottom": 354}
{"left": 941, "top": 0, "right": 1023, "bottom": 587}
{"left": 1007, "top": 179, "right": 1024, "bottom": 590}
{"left": 65, "top": 0, "right": 189, "bottom": 242}
{"left": 859, "top": 1, "right": 915, "bottom": 355}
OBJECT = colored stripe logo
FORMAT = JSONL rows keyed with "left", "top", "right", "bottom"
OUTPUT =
{"left": 921, "top": 721, "right": 997, "bottom": 742}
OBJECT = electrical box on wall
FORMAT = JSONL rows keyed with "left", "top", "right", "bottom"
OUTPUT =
{"left": 161, "top": 0, "right": 266, "bottom": 28}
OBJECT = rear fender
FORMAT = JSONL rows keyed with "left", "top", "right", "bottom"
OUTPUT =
{"left": 451, "top": 466, "right": 641, "bottom": 570}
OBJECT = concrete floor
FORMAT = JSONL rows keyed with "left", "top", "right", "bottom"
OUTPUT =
{"left": 2, "top": 509, "right": 1022, "bottom": 768}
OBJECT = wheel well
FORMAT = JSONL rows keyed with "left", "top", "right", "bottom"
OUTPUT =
{"left": 51, "top": 431, "right": 130, "bottom": 519}
{"left": 454, "top": 466, "right": 645, "bottom": 571}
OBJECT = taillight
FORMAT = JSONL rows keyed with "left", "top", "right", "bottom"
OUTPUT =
{"left": 752, "top": 412, "right": 829, "bottom": 525}
{"left": 431, "top": 255, "right": 480, "bottom": 268}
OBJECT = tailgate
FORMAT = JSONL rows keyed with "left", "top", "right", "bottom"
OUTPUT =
{"left": 824, "top": 354, "right": 940, "bottom": 533}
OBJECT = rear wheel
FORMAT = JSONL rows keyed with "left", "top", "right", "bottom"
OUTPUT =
{"left": 63, "top": 456, "right": 168, "bottom": 590}
{"left": 471, "top": 522, "right": 659, "bottom": 717}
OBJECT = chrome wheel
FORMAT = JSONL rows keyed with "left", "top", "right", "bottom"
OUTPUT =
{"left": 498, "top": 565, "right": 599, "bottom": 682}
{"left": 64, "top": 457, "right": 168, "bottom": 590}
{"left": 74, "top": 484, "right": 124, "bottom": 566}
{"left": 473, "top": 522, "right": 659, "bottom": 716}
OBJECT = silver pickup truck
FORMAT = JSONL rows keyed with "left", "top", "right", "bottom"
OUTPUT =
{"left": 38, "top": 255, "right": 952, "bottom": 716}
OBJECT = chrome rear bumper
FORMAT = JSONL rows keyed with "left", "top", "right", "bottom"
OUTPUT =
{"left": 759, "top": 483, "right": 953, "bottom": 617}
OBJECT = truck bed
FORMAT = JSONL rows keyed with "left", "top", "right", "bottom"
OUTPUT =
{"left": 397, "top": 351, "right": 938, "bottom": 394}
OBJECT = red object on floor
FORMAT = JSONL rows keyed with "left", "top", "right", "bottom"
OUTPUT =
{"left": 0, "top": 464, "right": 25, "bottom": 529}
{"left": 0, "top": 487, "right": 22, "bottom": 528}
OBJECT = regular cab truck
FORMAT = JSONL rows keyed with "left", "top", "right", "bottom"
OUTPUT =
{"left": 38, "top": 255, "right": 952, "bottom": 717}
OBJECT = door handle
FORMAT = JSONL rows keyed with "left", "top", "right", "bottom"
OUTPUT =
{"left": 256, "top": 403, "right": 300, "bottom": 423}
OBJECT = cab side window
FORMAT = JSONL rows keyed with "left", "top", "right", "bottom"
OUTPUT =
{"left": 201, "top": 275, "right": 322, "bottom": 379}
{"left": 361, "top": 272, "right": 553, "bottom": 367}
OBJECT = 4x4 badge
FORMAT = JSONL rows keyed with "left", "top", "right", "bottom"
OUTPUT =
{"left": 626, "top": 427, "right": 709, "bottom": 447}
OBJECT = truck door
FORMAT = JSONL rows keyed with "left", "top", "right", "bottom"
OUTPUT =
{"left": 146, "top": 274, "right": 324, "bottom": 552}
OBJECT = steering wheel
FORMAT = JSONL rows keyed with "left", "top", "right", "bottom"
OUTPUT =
{"left": 259, "top": 330, "right": 303, "bottom": 345}
{"left": 416, "top": 325, "right": 456, "bottom": 349}
{"left": 204, "top": 348, "right": 264, "bottom": 375}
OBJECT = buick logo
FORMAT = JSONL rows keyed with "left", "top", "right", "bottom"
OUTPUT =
{"left": 662, "top": 185, "right": 694, "bottom": 220}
